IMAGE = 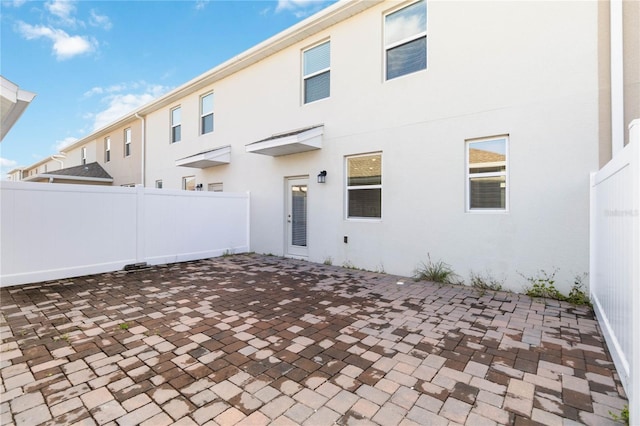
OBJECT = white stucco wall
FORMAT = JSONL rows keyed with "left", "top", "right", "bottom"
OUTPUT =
{"left": 145, "top": 0, "right": 600, "bottom": 293}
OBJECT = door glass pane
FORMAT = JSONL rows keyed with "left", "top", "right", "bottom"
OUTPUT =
{"left": 291, "top": 185, "right": 307, "bottom": 247}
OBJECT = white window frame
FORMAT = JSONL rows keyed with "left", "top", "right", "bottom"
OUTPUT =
{"left": 182, "top": 176, "right": 196, "bottom": 191}
{"left": 171, "top": 106, "right": 181, "bottom": 143}
{"left": 208, "top": 182, "right": 223, "bottom": 192}
{"left": 105, "top": 137, "right": 111, "bottom": 162}
{"left": 302, "top": 40, "right": 331, "bottom": 104}
{"left": 81, "top": 147, "right": 87, "bottom": 165}
{"left": 383, "top": 0, "right": 427, "bottom": 81}
{"left": 124, "top": 128, "right": 131, "bottom": 157}
{"left": 465, "top": 136, "right": 509, "bottom": 213}
{"left": 345, "top": 152, "right": 383, "bottom": 221}
{"left": 200, "top": 93, "right": 214, "bottom": 135}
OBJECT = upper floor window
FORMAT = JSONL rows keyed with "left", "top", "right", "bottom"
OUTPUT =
{"left": 384, "top": 0, "right": 427, "bottom": 80}
{"left": 346, "top": 153, "right": 382, "bottom": 219}
{"left": 105, "top": 137, "right": 111, "bottom": 162}
{"left": 201, "top": 93, "right": 214, "bottom": 135}
{"left": 124, "top": 128, "right": 131, "bottom": 157}
{"left": 81, "top": 147, "right": 87, "bottom": 165}
{"left": 303, "top": 41, "right": 330, "bottom": 104}
{"left": 171, "top": 107, "right": 181, "bottom": 143}
{"left": 466, "top": 136, "right": 508, "bottom": 211}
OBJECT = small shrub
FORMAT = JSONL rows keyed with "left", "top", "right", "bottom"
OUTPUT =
{"left": 323, "top": 257, "right": 333, "bottom": 266}
{"left": 469, "top": 270, "right": 504, "bottom": 295}
{"left": 522, "top": 270, "right": 592, "bottom": 307}
{"left": 342, "top": 260, "right": 358, "bottom": 270}
{"left": 414, "top": 254, "right": 459, "bottom": 284}
{"left": 566, "top": 273, "right": 591, "bottom": 307}
{"left": 522, "top": 269, "right": 564, "bottom": 300}
{"left": 119, "top": 322, "right": 129, "bottom": 330}
{"left": 609, "top": 405, "right": 629, "bottom": 425}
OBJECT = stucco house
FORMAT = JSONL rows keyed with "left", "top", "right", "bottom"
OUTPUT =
{"left": 8, "top": 0, "right": 639, "bottom": 295}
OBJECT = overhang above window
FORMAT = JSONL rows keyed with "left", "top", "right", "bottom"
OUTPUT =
{"left": 176, "top": 145, "right": 231, "bottom": 168}
{"left": 246, "top": 125, "right": 323, "bottom": 157}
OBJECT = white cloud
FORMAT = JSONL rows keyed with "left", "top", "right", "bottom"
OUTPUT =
{"left": 0, "top": 158, "right": 18, "bottom": 168}
{"left": 5, "top": 0, "right": 27, "bottom": 7}
{"left": 89, "top": 9, "right": 112, "bottom": 30}
{"left": 90, "top": 83, "right": 170, "bottom": 130}
{"left": 45, "top": 0, "right": 78, "bottom": 27}
{"left": 54, "top": 137, "right": 78, "bottom": 151}
{"left": 276, "top": 0, "right": 313, "bottom": 12}
{"left": 0, "top": 157, "right": 19, "bottom": 179}
{"left": 275, "top": 0, "right": 329, "bottom": 18}
{"left": 17, "top": 21, "right": 96, "bottom": 60}
{"left": 195, "top": 0, "right": 210, "bottom": 11}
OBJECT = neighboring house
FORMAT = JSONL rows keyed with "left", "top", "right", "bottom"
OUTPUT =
{"left": 22, "top": 162, "right": 113, "bottom": 185}
{"left": 11, "top": 116, "right": 143, "bottom": 186}
{"left": 9, "top": 0, "right": 639, "bottom": 294}
{"left": 0, "top": 76, "right": 36, "bottom": 141}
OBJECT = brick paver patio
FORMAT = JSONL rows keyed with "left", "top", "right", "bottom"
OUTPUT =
{"left": 0, "top": 254, "right": 628, "bottom": 425}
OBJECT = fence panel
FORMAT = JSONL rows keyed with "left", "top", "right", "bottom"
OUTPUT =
{"left": 590, "top": 119, "right": 639, "bottom": 419}
{"left": 0, "top": 182, "right": 250, "bottom": 287}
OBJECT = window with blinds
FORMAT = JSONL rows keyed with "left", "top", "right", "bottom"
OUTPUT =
{"left": 346, "top": 153, "right": 382, "bottom": 219}
{"left": 385, "top": 0, "right": 427, "bottom": 80}
{"left": 171, "top": 107, "right": 181, "bottom": 143}
{"left": 303, "top": 41, "right": 330, "bottom": 104}
{"left": 124, "top": 128, "right": 131, "bottom": 157}
{"left": 467, "top": 137, "right": 508, "bottom": 211}
{"left": 201, "top": 93, "right": 213, "bottom": 135}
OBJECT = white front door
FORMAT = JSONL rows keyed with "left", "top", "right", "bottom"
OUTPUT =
{"left": 286, "top": 177, "right": 308, "bottom": 258}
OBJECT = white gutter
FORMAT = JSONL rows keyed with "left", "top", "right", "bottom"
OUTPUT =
{"left": 135, "top": 113, "right": 145, "bottom": 186}
{"left": 23, "top": 174, "right": 113, "bottom": 184}
{"left": 50, "top": 154, "right": 65, "bottom": 172}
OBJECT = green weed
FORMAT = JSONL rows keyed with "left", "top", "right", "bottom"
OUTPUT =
{"left": 414, "top": 254, "right": 460, "bottom": 284}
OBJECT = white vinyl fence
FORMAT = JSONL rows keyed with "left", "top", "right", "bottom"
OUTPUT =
{"left": 590, "top": 119, "right": 639, "bottom": 421}
{"left": 0, "top": 182, "right": 250, "bottom": 287}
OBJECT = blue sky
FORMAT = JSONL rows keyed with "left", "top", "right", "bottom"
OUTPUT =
{"left": 0, "top": 0, "right": 337, "bottom": 177}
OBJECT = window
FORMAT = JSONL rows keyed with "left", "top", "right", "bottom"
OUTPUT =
{"left": 81, "top": 147, "right": 87, "bottom": 165}
{"left": 155, "top": 180, "right": 163, "bottom": 189}
{"left": 384, "top": 0, "right": 427, "bottom": 80}
{"left": 105, "top": 137, "right": 111, "bottom": 162}
{"left": 201, "top": 93, "right": 213, "bottom": 135}
{"left": 124, "top": 128, "right": 131, "bottom": 157}
{"left": 466, "top": 136, "right": 508, "bottom": 211}
{"left": 44, "top": 165, "right": 47, "bottom": 173}
{"left": 171, "top": 107, "right": 181, "bottom": 143}
{"left": 208, "top": 182, "right": 223, "bottom": 192}
{"left": 346, "top": 153, "right": 382, "bottom": 219}
{"left": 303, "top": 41, "right": 330, "bottom": 104}
{"left": 182, "top": 176, "right": 196, "bottom": 191}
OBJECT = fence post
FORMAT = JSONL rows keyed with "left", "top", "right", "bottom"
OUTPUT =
{"left": 589, "top": 172, "right": 597, "bottom": 301}
{"left": 630, "top": 119, "right": 640, "bottom": 425}
{"left": 136, "top": 185, "right": 146, "bottom": 264}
